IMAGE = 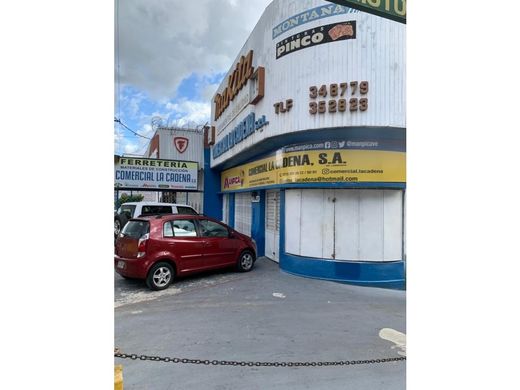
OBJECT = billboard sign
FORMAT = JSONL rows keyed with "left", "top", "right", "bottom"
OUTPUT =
{"left": 220, "top": 140, "right": 405, "bottom": 192}
{"left": 114, "top": 155, "right": 198, "bottom": 190}
{"left": 272, "top": 3, "right": 359, "bottom": 39}
{"left": 276, "top": 20, "right": 356, "bottom": 59}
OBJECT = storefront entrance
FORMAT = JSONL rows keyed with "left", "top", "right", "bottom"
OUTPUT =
{"left": 234, "top": 192, "right": 252, "bottom": 236}
{"left": 265, "top": 190, "right": 280, "bottom": 262}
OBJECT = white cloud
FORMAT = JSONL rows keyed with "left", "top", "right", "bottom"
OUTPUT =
{"left": 141, "top": 123, "right": 154, "bottom": 137}
{"left": 116, "top": 0, "right": 272, "bottom": 100}
{"left": 165, "top": 100, "right": 211, "bottom": 126}
{"left": 201, "top": 82, "right": 220, "bottom": 102}
{"left": 128, "top": 94, "right": 146, "bottom": 118}
{"left": 123, "top": 142, "right": 140, "bottom": 154}
{"left": 115, "top": 0, "right": 274, "bottom": 155}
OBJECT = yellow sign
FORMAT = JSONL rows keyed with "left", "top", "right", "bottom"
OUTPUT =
{"left": 221, "top": 149, "right": 405, "bottom": 191}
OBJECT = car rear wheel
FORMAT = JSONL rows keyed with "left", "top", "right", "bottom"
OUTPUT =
{"left": 114, "top": 219, "right": 121, "bottom": 237}
{"left": 146, "top": 262, "right": 174, "bottom": 290}
{"left": 237, "top": 250, "right": 255, "bottom": 272}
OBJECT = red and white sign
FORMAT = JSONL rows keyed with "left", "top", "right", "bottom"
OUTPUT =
{"left": 174, "top": 137, "right": 189, "bottom": 153}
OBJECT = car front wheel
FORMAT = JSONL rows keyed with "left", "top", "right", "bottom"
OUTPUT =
{"left": 237, "top": 250, "right": 255, "bottom": 272}
{"left": 146, "top": 262, "right": 174, "bottom": 290}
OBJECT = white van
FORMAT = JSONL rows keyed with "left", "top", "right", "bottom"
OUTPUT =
{"left": 114, "top": 202, "right": 198, "bottom": 238}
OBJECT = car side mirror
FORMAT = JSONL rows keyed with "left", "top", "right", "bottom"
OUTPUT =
{"left": 229, "top": 231, "right": 236, "bottom": 239}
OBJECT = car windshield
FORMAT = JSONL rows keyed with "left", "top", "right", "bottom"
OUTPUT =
{"left": 121, "top": 220, "right": 149, "bottom": 239}
{"left": 140, "top": 205, "right": 173, "bottom": 216}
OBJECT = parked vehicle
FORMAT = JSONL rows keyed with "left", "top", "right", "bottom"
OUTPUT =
{"left": 114, "top": 202, "right": 198, "bottom": 239}
{"left": 114, "top": 214, "right": 257, "bottom": 290}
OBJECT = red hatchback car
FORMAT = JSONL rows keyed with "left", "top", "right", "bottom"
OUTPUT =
{"left": 114, "top": 214, "right": 257, "bottom": 290}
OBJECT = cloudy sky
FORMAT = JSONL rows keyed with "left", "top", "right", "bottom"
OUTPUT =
{"left": 114, "top": 0, "right": 272, "bottom": 155}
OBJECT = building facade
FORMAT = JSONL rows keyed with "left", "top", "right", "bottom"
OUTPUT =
{"left": 144, "top": 127, "right": 205, "bottom": 213}
{"left": 204, "top": 0, "right": 406, "bottom": 288}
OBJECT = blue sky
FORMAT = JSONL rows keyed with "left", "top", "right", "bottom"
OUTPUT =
{"left": 114, "top": 0, "right": 272, "bottom": 156}
{"left": 115, "top": 74, "right": 224, "bottom": 155}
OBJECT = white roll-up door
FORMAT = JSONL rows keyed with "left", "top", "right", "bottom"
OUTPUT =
{"left": 234, "top": 192, "right": 252, "bottom": 237}
{"left": 222, "top": 194, "right": 229, "bottom": 224}
{"left": 285, "top": 189, "right": 403, "bottom": 261}
{"left": 265, "top": 190, "right": 280, "bottom": 262}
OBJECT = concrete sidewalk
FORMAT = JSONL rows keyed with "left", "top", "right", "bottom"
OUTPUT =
{"left": 115, "top": 257, "right": 406, "bottom": 390}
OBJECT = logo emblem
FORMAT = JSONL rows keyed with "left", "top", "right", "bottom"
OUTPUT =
{"left": 174, "top": 137, "right": 189, "bottom": 153}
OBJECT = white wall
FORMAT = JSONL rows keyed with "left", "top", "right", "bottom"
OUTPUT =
{"left": 186, "top": 192, "right": 203, "bottom": 214}
{"left": 158, "top": 128, "right": 204, "bottom": 166}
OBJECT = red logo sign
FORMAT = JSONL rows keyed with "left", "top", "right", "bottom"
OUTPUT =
{"left": 224, "top": 176, "right": 242, "bottom": 189}
{"left": 223, "top": 170, "right": 245, "bottom": 189}
{"left": 174, "top": 137, "right": 189, "bottom": 153}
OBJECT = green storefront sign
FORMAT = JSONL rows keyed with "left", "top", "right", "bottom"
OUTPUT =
{"left": 327, "top": 0, "right": 406, "bottom": 24}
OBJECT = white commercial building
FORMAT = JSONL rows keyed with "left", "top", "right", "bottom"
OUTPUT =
{"left": 203, "top": 0, "right": 406, "bottom": 287}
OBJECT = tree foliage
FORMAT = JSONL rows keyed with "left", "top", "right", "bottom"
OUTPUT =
{"left": 115, "top": 193, "right": 144, "bottom": 209}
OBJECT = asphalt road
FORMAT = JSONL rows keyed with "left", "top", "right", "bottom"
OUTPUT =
{"left": 115, "top": 257, "right": 406, "bottom": 390}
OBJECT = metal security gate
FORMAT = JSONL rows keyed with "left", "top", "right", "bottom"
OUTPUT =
{"left": 265, "top": 190, "right": 280, "bottom": 262}
{"left": 234, "top": 192, "right": 252, "bottom": 237}
{"left": 222, "top": 194, "right": 230, "bottom": 225}
{"left": 285, "top": 189, "right": 403, "bottom": 261}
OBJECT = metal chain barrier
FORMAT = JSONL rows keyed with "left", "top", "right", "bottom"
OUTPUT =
{"left": 114, "top": 349, "right": 405, "bottom": 368}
